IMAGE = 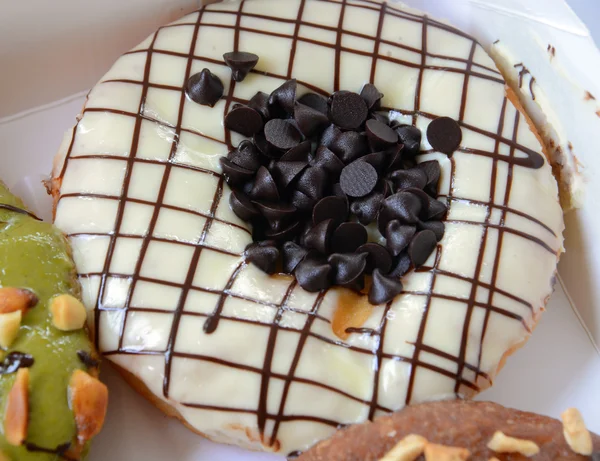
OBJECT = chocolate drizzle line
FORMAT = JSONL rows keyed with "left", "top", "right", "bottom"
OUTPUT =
{"left": 514, "top": 63, "right": 536, "bottom": 101}
{"left": 54, "top": 0, "right": 560, "bottom": 454}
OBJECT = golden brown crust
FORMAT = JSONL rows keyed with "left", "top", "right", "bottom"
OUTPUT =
{"left": 298, "top": 400, "right": 599, "bottom": 461}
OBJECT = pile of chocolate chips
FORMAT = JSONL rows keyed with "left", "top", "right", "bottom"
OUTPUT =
{"left": 208, "top": 73, "right": 450, "bottom": 304}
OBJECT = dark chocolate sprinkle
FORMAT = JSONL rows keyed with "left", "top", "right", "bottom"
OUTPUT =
{"left": 395, "top": 125, "right": 422, "bottom": 157}
{"left": 298, "top": 93, "right": 329, "bottom": 115}
{"left": 228, "top": 140, "right": 262, "bottom": 171}
{"left": 220, "top": 157, "right": 255, "bottom": 184}
{"left": 350, "top": 191, "right": 384, "bottom": 225}
{"left": 369, "top": 269, "right": 403, "bottom": 305}
{"left": 282, "top": 141, "right": 311, "bottom": 163}
{"left": 294, "top": 102, "right": 330, "bottom": 138}
{"left": 0, "top": 352, "right": 34, "bottom": 375}
{"left": 418, "top": 220, "right": 445, "bottom": 241}
{"left": 328, "top": 252, "right": 368, "bottom": 286}
{"left": 249, "top": 166, "right": 280, "bottom": 202}
{"left": 389, "top": 251, "right": 412, "bottom": 278}
{"left": 77, "top": 350, "right": 99, "bottom": 369}
{"left": 329, "top": 91, "right": 369, "bottom": 130}
{"left": 330, "top": 131, "right": 369, "bottom": 164}
{"left": 331, "top": 222, "right": 368, "bottom": 254}
{"left": 223, "top": 51, "right": 259, "bottom": 82}
{"left": 427, "top": 116, "right": 463, "bottom": 155}
{"left": 268, "top": 79, "right": 297, "bottom": 117}
{"left": 248, "top": 91, "right": 271, "bottom": 120}
{"left": 229, "top": 189, "right": 259, "bottom": 221}
{"left": 310, "top": 146, "right": 345, "bottom": 176}
{"left": 357, "top": 243, "right": 392, "bottom": 275}
{"left": 366, "top": 119, "right": 398, "bottom": 151}
{"left": 320, "top": 124, "right": 342, "bottom": 149}
{"left": 312, "top": 196, "right": 348, "bottom": 227}
{"left": 245, "top": 241, "right": 279, "bottom": 274}
{"left": 340, "top": 161, "right": 378, "bottom": 198}
{"left": 408, "top": 230, "right": 437, "bottom": 267}
{"left": 296, "top": 166, "right": 328, "bottom": 200}
{"left": 282, "top": 241, "right": 309, "bottom": 273}
{"left": 224, "top": 105, "right": 264, "bottom": 137}
{"left": 388, "top": 168, "right": 427, "bottom": 190}
{"left": 264, "top": 119, "right": 303, "bottom": 151}
{"left": 295, "top": 254, "right": 332, "bottom": 292}
{"left": 303, "top": 219, "right": 335, "bottom": 254}
{"left": 385, "top": 220, "right": 416, "bottom": 256}
{"left": 360, "top": 83, "right": 384, "bottom": 111}
{"left": 185, "top": 69, "right": 224, "bottom": 107}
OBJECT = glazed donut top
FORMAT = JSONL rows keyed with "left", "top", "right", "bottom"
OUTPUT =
{"left": 52, "top": 0, "right": 564, "bottom": 455}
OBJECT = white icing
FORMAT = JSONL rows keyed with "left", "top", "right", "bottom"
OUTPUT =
{"left": 52, "top": 0, "right": 564, "bottom": 454}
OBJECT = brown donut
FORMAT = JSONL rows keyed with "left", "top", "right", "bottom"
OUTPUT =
{"left": 298, "top": 400, "right": 599, "bottom": 461}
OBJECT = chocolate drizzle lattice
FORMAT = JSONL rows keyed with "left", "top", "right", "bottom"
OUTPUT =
{"left": 54, "top": 0, "right": 562, "bottom": 455}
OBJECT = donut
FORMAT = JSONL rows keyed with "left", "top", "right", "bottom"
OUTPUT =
{"left": 50, "top": 0, "right": 564, "bottom": 455}
{"left": 297, "top": 400, "right": 600, "bottom": 461}
{"left": 0, "top": 182, "right": 107, "bottom": 461}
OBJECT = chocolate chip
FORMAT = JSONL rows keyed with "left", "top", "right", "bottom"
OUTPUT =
{"left": 303, "top": 219, "right": 335, "bottom": 254}
{"left": 265, "top": 220, "right": 301, "bottom": 241}
{"left": 328, "top": 252, "right": 367, "bottom": 286}
{"left": 313, "top": 196, "right": 348, "bottom": 227}
{"left": 228, "top": 140, "right": 262, "bottom": 171}
{"left": 253, "top": 201, "right": 296, "bottom": 227}
{"left": 296, "top": 166, "right": 327, "bottom": 200}
{"left": 246, "top": 241, "right": 279, "bottom": 274}
{"left": 230, "top": 189, "right": 259, "bottom": 220}
{"left": 281, "top": 241, "right": 309, "bottom": 273}
{"left": 295, "top": 253, "right": 332, "bottom": 292}
{"left": 389, "top": 252, "right": 411, "bottom": 278}
{"left": 366, "top": 119, "right": 398, "bottom": 151}
{"left": 77, "top": 350, "right": 99, "bottom": 369}
{"left": 298, "top": 93, "right": 329, "bottom": 115}
{"left": 405, "top": 187, "right": 431, "bottom": 217}
{"left": 186, "top": 69, "right": 224, "bottom": 107}
{"left": 425, "top": 197, "right": 447, "bottom": 221}
{"left": 281, "top": 141, "right": 311, "bottom": 162}
{"left": 418, "top": 220, "right": 445, "bottom": 241}
{"left": 418, "top": 160, "right": 441, "bottom": 196}
{"left": 270, "top": 160, "right": 307, "bottom": 189}
{"left": 310, "top": 146, "right": 345, "bottom": 176}
{"left": 294, "top": 102, "right": 330, "bottom": 138}
{"left": 330, "top": 131, "right": 369, "bottom": 164}
{"left": 220, "top": 157, "right": 255, "bottom": 184}
{"left": 340, "top": 161, "right": 378, "bottom": 198}
{"left": 253, "top": 132, "right": 280, "bottom": 158}
{"left": 320, "top": 124, "right": 342, "bottom": 149}
{"left": 248, "top": 91, "right": 271, "bottom": 120}
{"left": 350, "top": 191, "right": 384, "bottom": 225}
{"left": 332, "top": 222, "right": 367, "bottom": 253}
{"left": 427, "top": 116, "right": 462, "bottom": 154}
{"left": 263, "top": 119, "right": 303, "bottom": 151}
{"left": 386, "top": 143, "right": 405, "bottom": 172}
{"left": 408, "top": 230, "right": 437, "bottom": 267}
{"left": 268, "top": 79, "right": 297, "bottom": 117}
{"left": 330, "top": 91, "right": 369, "bottom": 130}
{"left": 377, "top": 178, "right": 394, "bottom": 198}
{"left": 395, "top": 125, "right": 422, "bottom": 157}
{"left": 249, "top": 166, "right": 280, "bottom": 202}
{"left": 361, "top": 151, "right": 388, "bottom": 172}
{"left": 360, "top": 84, "right": 384, "bottom": 111}
{"left": 0, "top": 352, "right": 34, "bottom": 375}
{"left": 382, "top": 190, "right": 423, "bottom": 225}
{"left": 357, "top": 243, "right": 392, "bottom": 274}
{"left": 370, "top": 112, "right": 390, "bottom": 125}
{"left": 224, "top": 105, "right": 264, "bottom": 137}
{"left": 290, "top": 190, "right": 316, "bottom": 212}
{"left": 369, "top": 269, "right": 403, "bottom": 305}
{"left": 223, "top": 51, "right": 259, "bottom": 82}
{"left": 385, "top": 220, "right": 416, "bottom": 256}
{"left": 388, "top": 168, "right": 427, "bottom": 190}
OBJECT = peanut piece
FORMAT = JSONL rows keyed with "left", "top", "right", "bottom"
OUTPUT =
{"left": 487, "top": 431, "right": 539, "bottom": 457}
{"left": 69, "top": 369, "right": 108, "bottom": 442}
{"left": 50, "top": 294, "right": 87, "bottom": 331}
{"left": 0, "top": 311, "right": 22, "bottom": 348}
{"left": 379, "top": 434, "right": 427, "bottom": 461}
{"left": 3, "top": 368, "right": 29, "bottom": 446}
{"left": 0, "top": 287, "right": 37, "bottom": 314}
{"left": 424, "top": 443, "right": 471, "bottom": 461}
{"left": 561, "top": 408, "right": 593, "bottom": 455}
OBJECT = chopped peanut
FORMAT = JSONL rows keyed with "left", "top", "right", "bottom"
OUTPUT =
{"left": 379, "top": 434, "right": 427, "bottom": 461}
{"left": 424, "top": 443, "right": 471, "bottom": 461}
{"left": 561, "top": 408, "right": 593, "bottom": 455}
{"left": 487, "top": 431, "right": 539, "bottom": 457}
{"left": 0, "top": 311, "right": 22, "bottom": 348}
{"left": 50, "top": 294, "right": 87, "bottom": 331}
{"left": 0, "top": 287, "right": 37, "bottom": 315}
{"left": 69, "top": 369, "right": 108, "bottom": 442}
{"left": 3, "top": 368, "right": 29, "bottom": 446}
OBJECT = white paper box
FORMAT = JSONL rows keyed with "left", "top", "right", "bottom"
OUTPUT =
{"left": 1, "top": 1, "right": 599, "bottom": 460}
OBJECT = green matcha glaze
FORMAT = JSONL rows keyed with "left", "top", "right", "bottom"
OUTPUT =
{"left": 0, "top": 182, "right": 97, "bottom": 461}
